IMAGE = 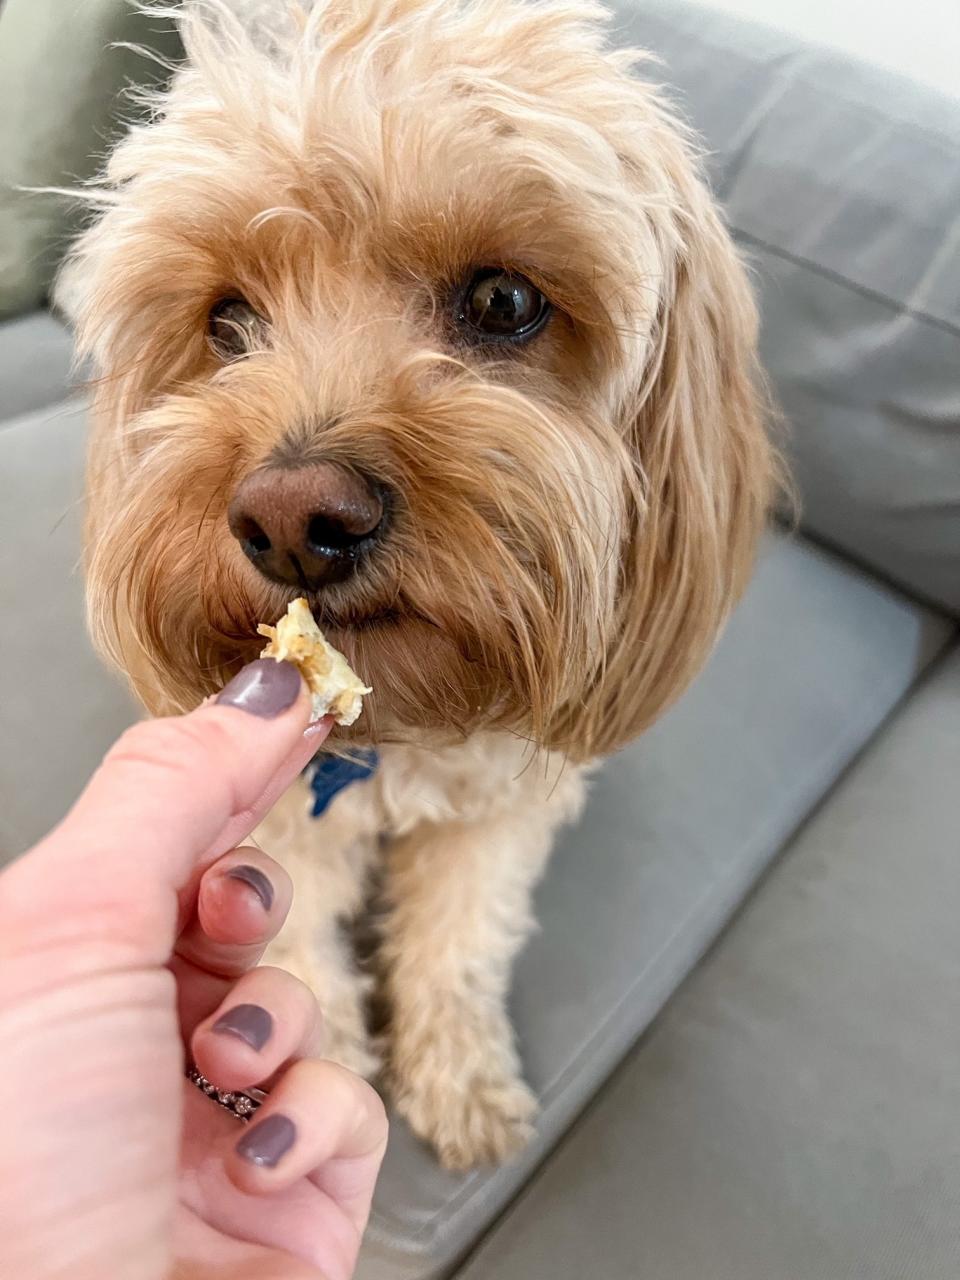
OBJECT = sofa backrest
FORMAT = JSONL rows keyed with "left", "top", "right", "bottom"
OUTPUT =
{"left": 616, "top": 0, "right": 960, "bottom": 616}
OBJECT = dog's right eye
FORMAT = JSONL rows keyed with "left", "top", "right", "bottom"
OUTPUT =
{"left": 457, "top": 269, "right": 551, "bottom": 343}
{"left": 207, "top": 297, "right": 266, "bottom": 360}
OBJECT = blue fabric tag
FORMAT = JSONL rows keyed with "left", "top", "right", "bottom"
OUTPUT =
{"left": 309, "top": 750, "right": 379, "bottom": 818}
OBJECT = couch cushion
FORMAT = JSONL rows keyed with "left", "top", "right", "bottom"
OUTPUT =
{"left": 458, "top": 643, "right": 960, "bottom": 1280}
{"left": 618, "top": 0, "right": 960, "bottom": 614}
{"left": 356, "top": 542, "right": 951, "bottom": 1280}
{"left": 0, "top": 398, "right": 136, "bottom": 859}
{"left": 0, "top": 312, "right": 76, "bottom": 421}
{"left": 0, "top": 0, "right": 182, "bottom": 319}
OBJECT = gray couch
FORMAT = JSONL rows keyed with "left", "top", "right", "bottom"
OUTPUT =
{"left": 2, "top": 3, "right": 958, "bottom": 1278}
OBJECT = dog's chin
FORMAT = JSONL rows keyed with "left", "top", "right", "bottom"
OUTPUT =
{"left": 329, "top": 612, "right": 512, "bottom": 745}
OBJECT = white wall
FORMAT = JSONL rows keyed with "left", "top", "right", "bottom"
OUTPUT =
{"left": 690, "top": 0, "right": 959, "bottom": 98}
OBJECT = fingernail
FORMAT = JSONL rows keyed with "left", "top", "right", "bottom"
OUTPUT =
{"left": 236, "top": 1113, "right": 297, "bottom": 1168}
{"left": 216, "top": 659, "right": 301, "bottom": 718}
{"left": 226, "top": 864, "right": 274, "bottom": 913}
{"left": 303, "top": 717, "right": 332, "bottom": 740}
{"left": 211, "top": 1003, "right": 273, "bottom": 1051}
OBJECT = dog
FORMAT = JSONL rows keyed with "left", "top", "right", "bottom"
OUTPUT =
{"left": 59, "top": 0, "right": 776, "bottom": 1170}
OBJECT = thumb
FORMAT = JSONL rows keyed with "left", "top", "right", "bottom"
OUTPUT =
{"left": 1, "top": 659, "right": 327, "bottom": 978}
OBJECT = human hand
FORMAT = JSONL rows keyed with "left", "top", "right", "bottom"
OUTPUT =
{"left": 0, "top": 659, "right": 388, "bottom": 1280}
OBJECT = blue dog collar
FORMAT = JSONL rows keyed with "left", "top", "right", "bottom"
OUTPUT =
{"left": 309, "top": 749, "right": 379, "bottom": 817}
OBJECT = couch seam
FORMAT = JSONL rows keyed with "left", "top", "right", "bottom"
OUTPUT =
{"left": 732, "top": 228, "right": 960, "bottom": 342}
{"left": 633, "top": 7, "right": 960, "bottom": 153}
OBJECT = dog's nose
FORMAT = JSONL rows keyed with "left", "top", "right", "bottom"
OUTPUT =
{"left": 228, "top": 462, "right": 384, "bottom": 590}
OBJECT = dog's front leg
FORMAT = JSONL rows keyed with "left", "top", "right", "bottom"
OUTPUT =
{"left": 255, "top": 776, "right": 381, "bottom": 1079}
{"left": 381, "top": 793, "right": 576, "bottom": 1170}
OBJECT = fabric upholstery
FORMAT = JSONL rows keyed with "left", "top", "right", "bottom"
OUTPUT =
{"left": 0, "top": 313, "right": 76, "bottom": 420}
{"left": 0, "top": 398, "right": 136, "bottom": 860}
{"left": 0, "top": 0, "right": 182, "bottom": 319}
{"left": 616, "top": 0, "right": 960, "bottom": 614}
{"left": 688, "top": 0, "right": 959, "bottom": 98}
{"left": 458, "top": 644, "right": 960, "bottom": 1280}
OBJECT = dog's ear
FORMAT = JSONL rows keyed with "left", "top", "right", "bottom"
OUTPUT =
{"left": 556, "top": 174, "right": 779, "bottom": 761}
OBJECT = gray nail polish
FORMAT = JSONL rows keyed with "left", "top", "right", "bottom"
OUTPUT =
{"left": 236, "top": 1114, "right": 297, "bottom": 1168}
{"left": 212, "top": 1003, "right": 273, "bottom": 1051}
{"left": 215, "top": 659, "right": 301, "bottom": 717}
{"left": 226, "top": 864, "right": 275, "bottom": 912}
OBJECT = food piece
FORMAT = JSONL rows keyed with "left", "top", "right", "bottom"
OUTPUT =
{"left": 257, "top": 597, "right": 371, "bottom": 726}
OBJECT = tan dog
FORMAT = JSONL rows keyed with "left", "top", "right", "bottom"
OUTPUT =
{"left": 60, "top": 0, "right": 776, "bottom": 1169}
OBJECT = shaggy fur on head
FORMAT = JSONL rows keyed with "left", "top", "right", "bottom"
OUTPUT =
{"left": 65, "top": 0, "right": 773, "bottom": 756}
{"left": 63, "top": 0, "right": 777, "bottom": 1168}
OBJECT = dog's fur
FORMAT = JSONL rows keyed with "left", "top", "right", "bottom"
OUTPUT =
{"left": 62, "top": 0, "right": 776, "bottom": 1167}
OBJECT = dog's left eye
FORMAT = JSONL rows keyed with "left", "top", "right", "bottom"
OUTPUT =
{"left": 457, "top": 270, "right": 550, "bottom": 341}
{"left": 207, "top": 297, "right": 267, "bottom": 360}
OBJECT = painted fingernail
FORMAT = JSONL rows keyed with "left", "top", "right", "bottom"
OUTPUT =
{"left": 215, "top": 659, "right": 301, "bottom": 718}
{"left": 226, "top": 864, "right": 275, "bottom": 913}
{"left": 236, "top": 1113, "right": 297, "bottom": 1168}
{"left": 304, "top": 717, "right": 332, "bottom": 740}
{"left": 211, "top": 1003, "right": 273, "bottom": 1051}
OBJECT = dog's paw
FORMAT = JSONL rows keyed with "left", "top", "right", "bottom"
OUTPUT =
{"left": 263, "top": 939, "right": 380, "bottom": 1080}
{"left": 389, "top": 1012, "right": 538, "bottom": 1169}
{"left": 316, "top": 1000, "right": 381, "bottom": 1081}
{"left": 394, "top": 1062, "right": 537, "bottom": 1171}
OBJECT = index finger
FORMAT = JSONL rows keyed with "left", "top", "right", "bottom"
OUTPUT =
{"left": 4, "top": 659, "right": 328, "bottom": 972}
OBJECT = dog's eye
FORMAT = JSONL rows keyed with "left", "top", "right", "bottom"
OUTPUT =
{"left": 458, "top": 270, "right": 550, "bottom": 341}
{"left": 207, "top": 297, "right": 266, "bottom": 360}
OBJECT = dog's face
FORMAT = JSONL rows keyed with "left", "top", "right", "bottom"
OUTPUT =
{"left": 63, "top": 0, "right": 774, "bottom": 758}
